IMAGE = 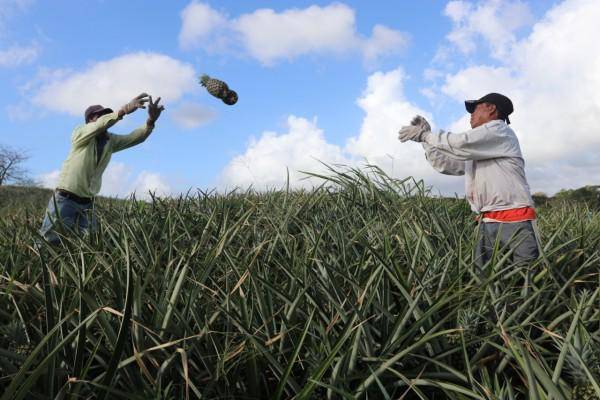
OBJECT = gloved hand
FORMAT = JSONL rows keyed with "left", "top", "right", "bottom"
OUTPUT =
{"left": 147, "top": 96, "right": 165, "bottom": 125}
{"left": 411, "top": 115, "right": 431, "bottom": 133}
{"left": 398, "top": 115, "right": 432, "bottom": 143}
{"left": 120, "top": 93, "right": 149, "bottom": 116}
{"left": 398, "top": 125, "right": 424, "bottom": 142}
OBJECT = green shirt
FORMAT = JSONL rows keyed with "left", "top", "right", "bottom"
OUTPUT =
{"left": 56, "top": 112, "right": 154, "bottom": 198}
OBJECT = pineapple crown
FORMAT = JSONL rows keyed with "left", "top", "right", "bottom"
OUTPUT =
{"left": 199, "top": 74, "right": 211, "bottom": 87}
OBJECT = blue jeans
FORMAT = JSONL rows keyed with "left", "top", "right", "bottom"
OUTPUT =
{"left": 39, "top": 192, "right": 96, "bottom": 244}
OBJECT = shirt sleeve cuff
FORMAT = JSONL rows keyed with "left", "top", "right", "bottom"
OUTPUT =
{"left": 421, "top": 131, "right": 432, "bottom": 143}
{"left": 144, "top": 122, "right": 155, "bottom": 134}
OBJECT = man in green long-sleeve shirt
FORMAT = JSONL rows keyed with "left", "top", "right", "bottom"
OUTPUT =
{"left": 39, "top": 92, "right": 165, "bottom": 244}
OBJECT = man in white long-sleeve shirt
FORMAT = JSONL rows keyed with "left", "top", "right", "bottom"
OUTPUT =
{"left": 398, "top": 93, "right": 539, "bottom": 268}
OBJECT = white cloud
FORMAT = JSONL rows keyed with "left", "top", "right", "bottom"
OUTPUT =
{"left": 219, "top": 68, "right": 464, "bottom": 193}
{"left": 440, "top": 0, "right": 600, "bottom": 193}
{"left": 130, "top": 171, "right": 172, "bottom": 199}
{"left": 444, "top": 0, "right": 533, "bottom": 58}
{"left": 442, "top": 66, "right": 514, "bottom": 100}
{"left": 344, "top": 68, "right": 463, "bottom": 193}
{"left": 219, "top": 116, "right": 350, "bottom": 190}
{"left": 0, "top": 43, "right": 39, "bottom": 67}
{"left": 0, "top": 0, "right": 32, "bottom": 13}
{"left": 170, "top": 102, "right": 216, "bottom": 129}
{"left": 423, "top": 68, "right": 444, "bottom": 82}
{"left": 362, "top": 25, "right": 409, "bottom": 64}
{"left": 0, "top": 0, "right": 33, "bottom": 33}
{"left": 179, "top": 2, "right": 407, "bottom": 65}
{"left": 233, "top": 4, "right": 356, "bottom": 65}
{"left": 178, "top": 1, "right": 228, "bottom": 50}
{"left": 445, "top": 0, "right": 470, "bottom": 21}
{"left": 0, "top": 1, "right": 37, "bottom": 65}
{"left": 39, "top": 169, "right": 59, "bottom": 189}
{"left": 101, "top": 163, "right": 172, "bottom": 199}
{"left": 526, "top": 156, "right": 600, "bottom": 196}
{"left": 31, "top": 52, "right": 196, "bottom": 116}
{"left": 346, "top": 68, "right": 428, "bottom": 162}
{"left": 6, "top": 102, "right": 33, "bottom": 120}
{"left": 39, "top": 162, "right": 172, "bottom": 200}
{"left": 99, "top": 162, "right": 132, "bottom": 197}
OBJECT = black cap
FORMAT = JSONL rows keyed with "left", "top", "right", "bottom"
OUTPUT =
{"left": 464, "top": 93, "right": 513, "bottom": 124}
{"left": 84, "top": 105, "right": 113, "bottom": 123}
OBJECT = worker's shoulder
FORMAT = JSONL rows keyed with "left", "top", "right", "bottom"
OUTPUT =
{"left": 482, "top": 120, "right": 517, "bottom": 137}
{"left": 70, "top": 123, "right": 87, "bottom": 139}
{"left": 483, "top": 120, "right": 522, "bottom": 157}
{"left": 71, "top": 123, "right": 86, "bottom": 132}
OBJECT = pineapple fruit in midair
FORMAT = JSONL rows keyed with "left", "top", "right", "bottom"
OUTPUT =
{"left": 199, "top": 74, "right": 238, "bottom": 105}
{"left": 223, "top": 90, "right": 238, "bottom": 105}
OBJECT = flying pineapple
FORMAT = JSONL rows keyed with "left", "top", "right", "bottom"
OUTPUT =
{"left": 223, "top": 90, "right": 238, "bottom": 105}
{"left": 199, "top": 74, "right": 238, "bottom": 105}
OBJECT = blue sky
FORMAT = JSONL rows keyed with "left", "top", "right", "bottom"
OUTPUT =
{"left": 1, "top": 0, "right": 598, "bottom": 198}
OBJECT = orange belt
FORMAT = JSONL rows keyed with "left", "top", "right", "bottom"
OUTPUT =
{"left": 478, "top": 206, "right": 536, "bottom": 222}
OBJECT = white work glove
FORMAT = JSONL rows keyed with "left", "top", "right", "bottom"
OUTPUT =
{"left": 411, "top": 115, "right": 431, "bottom": 133}
{"left": 120, "top": 93, "right": 149, "bottom": 115}
{"left": 147, "top": 96, "right": 165, "bottom": 125}
{"left": 397, "top": 115, "right": 432, "bottom": 143}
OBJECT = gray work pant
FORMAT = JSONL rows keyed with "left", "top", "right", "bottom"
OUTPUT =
{"left": 475, "top": 220, "right": 539, "bottom": 268}
{"left": 475, "top": 220, "right": 540, "bottom": 297}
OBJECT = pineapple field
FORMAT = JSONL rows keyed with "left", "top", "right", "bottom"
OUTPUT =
{"left": 1, "top": 167, "right": 599, "bottom": 399}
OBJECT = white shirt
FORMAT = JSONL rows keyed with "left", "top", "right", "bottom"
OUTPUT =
{"left": 421, "top": 119, "right": 534, "bottom": 213}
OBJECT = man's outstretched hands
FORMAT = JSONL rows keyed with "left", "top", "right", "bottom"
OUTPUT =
{"left": 147, "top": 96, "right": 165, "bottom": 125}
{"left": 120, "top": 93, "right": 150, "bottom": 116}
{"left": 398, "top": 115, "right": 432, "bottom": 143}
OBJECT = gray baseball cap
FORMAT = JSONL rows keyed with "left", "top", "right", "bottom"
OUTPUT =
{"left": 84, "top": 104, "right": 113, "bottom": 123}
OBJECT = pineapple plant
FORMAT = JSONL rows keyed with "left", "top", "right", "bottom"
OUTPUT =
{"left": 564, "top": 331, "right": 600, "bottom": 399}
{"left": 2, "top": 167, "right": 600, "bottom": 398}
{"left": 199, "top": 74, "right": 238, "bottom": 105}
{"left": 565, "top": 342, "right": 600, "bottom": 400}
{"left": 571, "top": 383, "right": 600, "bottom": 400}
{"left": 458, "top": 307, "right": 481, "bottom": 336}
{"left": 0, "top": 321, "right": 33, "bottom": 356}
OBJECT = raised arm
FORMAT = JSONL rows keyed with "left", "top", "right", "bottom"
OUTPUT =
{"left": 71, "top": 113, "right": 120, "bottom": 147}
{"left": 111, "top": 95, "right": 164, "bottom": 153}
{"left": 71, "top": 93, "right": 149, "bottom": 148}
{"left": 422, "top": 143, "right": 465, "bottom": 175}
{"left": 422, "top": 123, "right": 520, "bottom": 161}
{"left": 110, "top": 125, "right": 154, "bottom": 153}
{"left": 399, "top": 116, "right": 521, "bottom": 161}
